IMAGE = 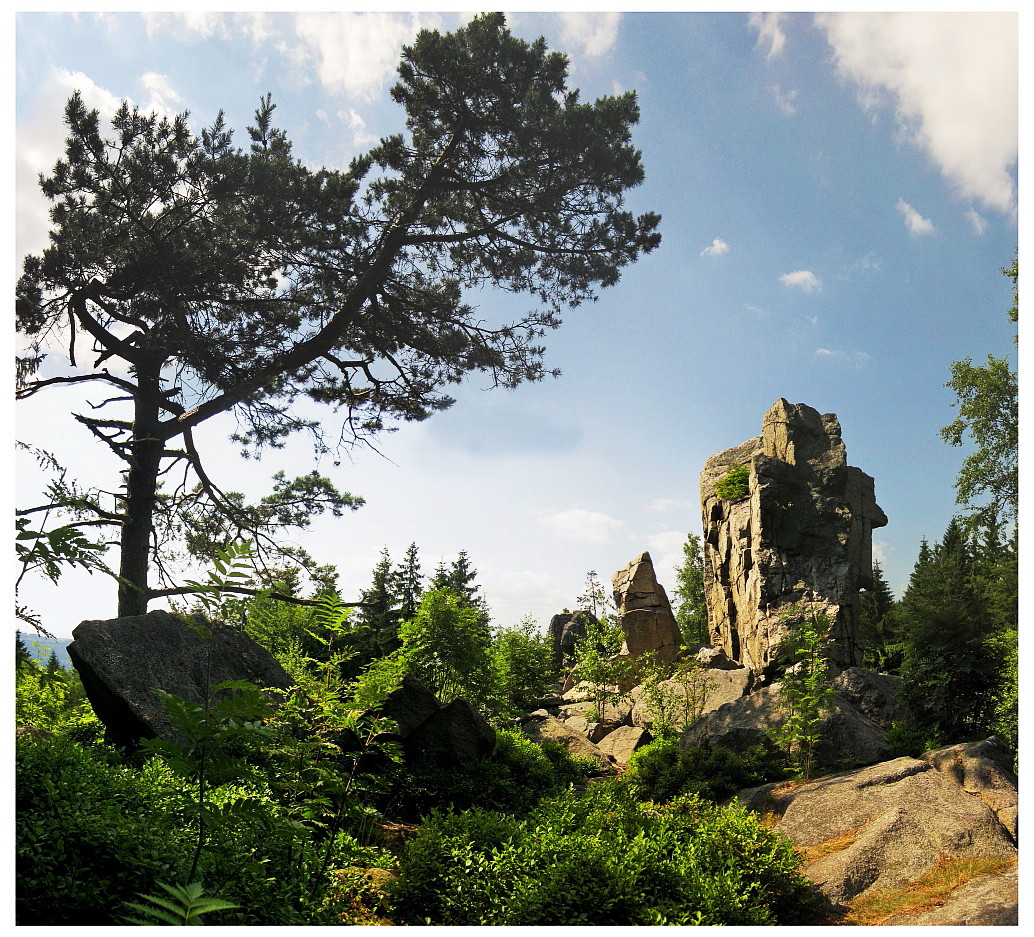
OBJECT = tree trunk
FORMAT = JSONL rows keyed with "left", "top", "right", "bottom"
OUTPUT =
{"left": 118, "top": 366, "right": 164, "bottom": 617}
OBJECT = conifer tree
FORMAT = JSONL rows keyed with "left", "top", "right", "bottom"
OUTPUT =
{"left": 395, "top": 542, "right": 424, "bottom": 622}
{"left": 673, "top": 533, "right": 708, "bottom": 647}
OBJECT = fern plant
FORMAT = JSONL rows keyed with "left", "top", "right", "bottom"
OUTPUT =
{"left": 122, "top": 881, "right": 239, "bottom": 925}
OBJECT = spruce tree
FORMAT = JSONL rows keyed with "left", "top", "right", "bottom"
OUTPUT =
{"left": 858, "top": 560, "right": 899, "bottom": 672}
{"left": 356, "top": 548, "right": 401, "bottom": 663}
{"left": 395, "top": 542, "right": 424, "bottom": 622}
{"left": 897, "top": 520, "right": 997, "bottom": 742}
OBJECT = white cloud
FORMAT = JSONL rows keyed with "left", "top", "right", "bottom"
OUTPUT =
{"left": 896, "top": 197, "right": 935, "bottom": 236}
{"left": 644, "top": 530, "right": 688, "bottom": 591}
{"left": 965, "top": 208, "right": 988, "bottom": 236}
{"left": 142, "top": 12, "right": 229, "bottom": 41}
{"left": 339, "top": 108, "right": 378, "bottom": 147}
{"left": 292, "top": 12, "right": 438, "bottom": 99}
{"left": 771, "top": 84, "right": 797, "bottom": 116}
{"left": 816, "top": 12, "right": 1017, "bottom": 213}
{"left": 17, "top": 69, "right": 125, "bottom": 264}
{"left": 780, "top": 270, "right": 822, "bottom": 292}
{"left": 815, "top": 348, "right": 870, "bottom": 367}
{"left": 700, "top": 237, "right": 730, "bottom": 257}
{"left": 556, "top": 12, "right": 621, "bottom": 58}
{"left": 538, "top": 508, "right": 624, "bottom": 544}
{"left": 139, "top": 73, "right": 183, "bottom": 114}
{"left": 749, "top": 12, "right": 787, "bottom": 59}
{"left": 644, "top": 498, "right": 694, "bottom": 513}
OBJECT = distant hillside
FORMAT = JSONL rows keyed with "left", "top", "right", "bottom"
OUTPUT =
{"left": 19, "top": 635, "right": 74, "bottom": 669}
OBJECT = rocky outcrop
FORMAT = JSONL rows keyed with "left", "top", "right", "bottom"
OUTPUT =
{"left": 700, "top": 399, "right": 888, "bottom": 677}
{"left": 68, "top": 610, "right": 293, "bottom": 748}
{"left": 735, "top": 737, "right": 1018, "bottom": 920}
{"left": 611, "top": 552, "right": 683, "bottom": 667}
{"left": 519, "top": 711, "right": 613, "bottom": 769}
{"left": 680, "top": 670, "right": 897, "bottom": 770}
{"left": 382, "top": 674, "right": 496, "bottom": 765}
{"left": 629, "top": 666, "right": 752, "bottom": 729}
{"left": 547, "top": 610, "right": 595, "bottom": 671}
{"left": 596, "top": 725, "right": 652, "bottom": 764}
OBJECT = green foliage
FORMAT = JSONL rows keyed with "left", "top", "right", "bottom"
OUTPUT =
{"left": 16, "top": 737, "right": 194, "bottom": 925}
{"left": 896, "top": 519, "right": 1000, "bottom": 742}
{"left": 571, "top": 612, "right": 636, "bottom": 721}
{"left": 859, "top": 560, "right": 901, "bottom": 672}
{"left": 673, "top": 532, "right": 709, "bottom": 646}
{"left": 121, "top": 881, "right": 240, "bottom": 925}
{"left": 383, "top": 727, "right": 582, "bottom": 821}
{"left": 885, "top": 721, "right": 945, "bottom": 759}
{"left": 16, "top": 653, "right": 102, "bottom": 741}
{"left": 389, "top": 782, "right": 818, "bottom": 925}
{"left": 715, "top": 464, "right": 750, "bottom": 501}
{"left": 771, "top": 607, "right": 836, "bottom": 780}
{"left": 395, "top": 587, "right": 495, "bottom": 706}
{"left": 636, "top": 656, "right": 715, "bottom": 738}
{"left": 624, "top": 737, "right": 788, "bottom": 804}
{"left": 182, "top": 539, "right": 258, "bottom": 620}
{"left": 489, "top": 615, "right": 558, "bottom": 719}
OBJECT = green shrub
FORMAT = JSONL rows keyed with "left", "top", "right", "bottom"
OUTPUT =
{"left": 715, "top": 464, "right": 750, "bottom": 500}
{"left": 625, "top": 737, "right": 787, "bottom": 804}
{"left": 885, "top": 720, "right": 944, "bottom": 759}
{"left": 389, "top": 782, "right": 819, "bottom": 925}
{"left": 383, "top": 727, "right": 579, "bottom": 820}
{"left": 16, "top": 658, "right": 102, "bottom": 740}
{"left": 16, "top": 737, "right": 194, "bottom": 925}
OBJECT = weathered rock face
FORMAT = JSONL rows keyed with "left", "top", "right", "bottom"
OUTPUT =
{"left": 611, "top": 552, "right": 683, "bottom": 667}
{"left": 68, "top": 610, "right": 293, "bottom": 748}
{"left": 735, "top": 737, "right": 1018, "bottom": 920}
{"left": 700, "top": 399, "right": 887, "bottom": 675}
{"left": 519, "top": 711, "right": 613, "bottom": 770}
{"left": 546, "top": 610, "right": 595, "bottom": 671}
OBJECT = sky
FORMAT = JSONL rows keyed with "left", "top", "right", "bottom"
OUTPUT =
{"left": 13, "top": 8, "right": 1020, "bottom": 641}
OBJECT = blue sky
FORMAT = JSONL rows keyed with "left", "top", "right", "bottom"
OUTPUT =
{"left": 14, "top": 10, "right": 1019, "bottom": 640}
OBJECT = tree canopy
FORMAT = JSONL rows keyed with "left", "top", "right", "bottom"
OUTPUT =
{"left": 16, "top": 13, "right": 661, "bottom": 617}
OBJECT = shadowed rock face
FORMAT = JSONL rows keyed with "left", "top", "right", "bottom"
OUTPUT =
{"left": 700, "top": 399, "right": 887, "bottom": 676}
{"left": 68, "top": 610, "right": 293, "bottom": 748}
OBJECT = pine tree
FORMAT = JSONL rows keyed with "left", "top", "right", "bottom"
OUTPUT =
{"left": 897, "top": 520, "right": 997, "bottom": 742}
{"left": 395, "top": 542, "right": 424, "bottom": 622}
{"left": 859, "top": 560, "right": 899, "bottom": 672}
{"left": 576, "top": 570, "right": 609, "bottom": 620}
{"left": 356, "top": 548, "right": 401, "bottom": 662}
{"left": 15, "top": 632, "right": 32, "bottom": 669}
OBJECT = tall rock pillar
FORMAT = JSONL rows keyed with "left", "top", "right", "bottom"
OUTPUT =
{"left": 700, "top": 399, "right": 887, "bottom": 677}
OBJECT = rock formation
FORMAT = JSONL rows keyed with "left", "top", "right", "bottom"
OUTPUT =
{"left": 381, "top": 673, "right": 496, "bottom": 765}
{"left": 611, "top": 552, "right": 683, "bottom": 667}
{"left": 68, "top": 610, "right": 293, "bottom": 748}
{"left": 700, "top": 399, "right": 887, "bottom": 675}
{"left": 546, "top": 609, "right": 594, "bottom": 672}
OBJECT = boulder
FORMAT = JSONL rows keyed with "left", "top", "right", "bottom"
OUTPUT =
{"left": 547, "top": 610, "right": 595, "bottom": 671}
{"left": 519, "top": 712, "right": 612, "bottom": 769}
{"left": 831, "top": 666, "right": 909, "bottom": 728}
{"left": 382, "top": 674, "right": 496, "bottom": 765}
{"left": 735, "top": 739, "right": 1018, "bottom": 916}
{"left": 700, "top": 400, "right": 888, "bottom": 677}
{"left": 680, "top": 680, "right": 891, "bottom": 768}
{"left": 597, "top": 725, "right": 652, "bottom": 764}
{"left": 695, "top": 645, "right": 739, "bottom": 670}
{"left": 629, "top": 666, "right": 752, "bottom": 729}
{"left": 67, "top": 610, "right": 293, "bottom": 748}
{"left": 557, "top": 698, "right": 633, "bottom": 726}
{"left": 611, "top": 552, "right": 683, "bottom": 667}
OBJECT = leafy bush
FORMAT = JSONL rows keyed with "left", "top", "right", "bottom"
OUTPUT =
{"left": 16, "top": 656, "right": 102, "bottom": 741}
{"left": 624, "top": 737, "right": 788, "bottom": 804}
{"left": 389, "top": 781, "right": 819, "bottom": 925}
{"left": 715, "top": 464, "right": 750, "bottom": 500}
{"left": 383, "top": 727, "right": 581, "bottom": 820}
{"left": 16, "top": 737, "right": 194, "bottom": 925}
{"left": 489, "top": 615, "right": 558, "bottom": 719}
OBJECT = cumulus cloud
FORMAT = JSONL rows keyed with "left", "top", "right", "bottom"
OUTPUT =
{"left": 17, "top": 69, "right": 125, "bottom": 262}
{"left": 538, "top": 508, "right": 624, "bottom": 544}
{"left": 700, "top": 237, "right": 730, "bottom": 257}
{"left": 771, "top": 83, "right": 797, "bottom": 116}
{"left": 139, "top": 72, "right": 184, "bottom": 114}
{"left": 292, "top": 12, "right": 438, "bottom": 99}
{"left": 896, "top": 197, "right": 935, "bottom": 236}
{"left": 815, "top": 12, "right": 1017, "bottom": 213}
{"left": 780, "top": 270, "right": 822, "bottom": 292}
{"left": 556, "top": 12, "right": 621, "bottom": 58}
{"left": 339, "top": 108, "right": 378, "bottom": 147}
{"left": 965, "top": 208, "right": 988, "bottom": 236}
{"left": 749, "top": 12, "right": 787, "bottom": 59}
